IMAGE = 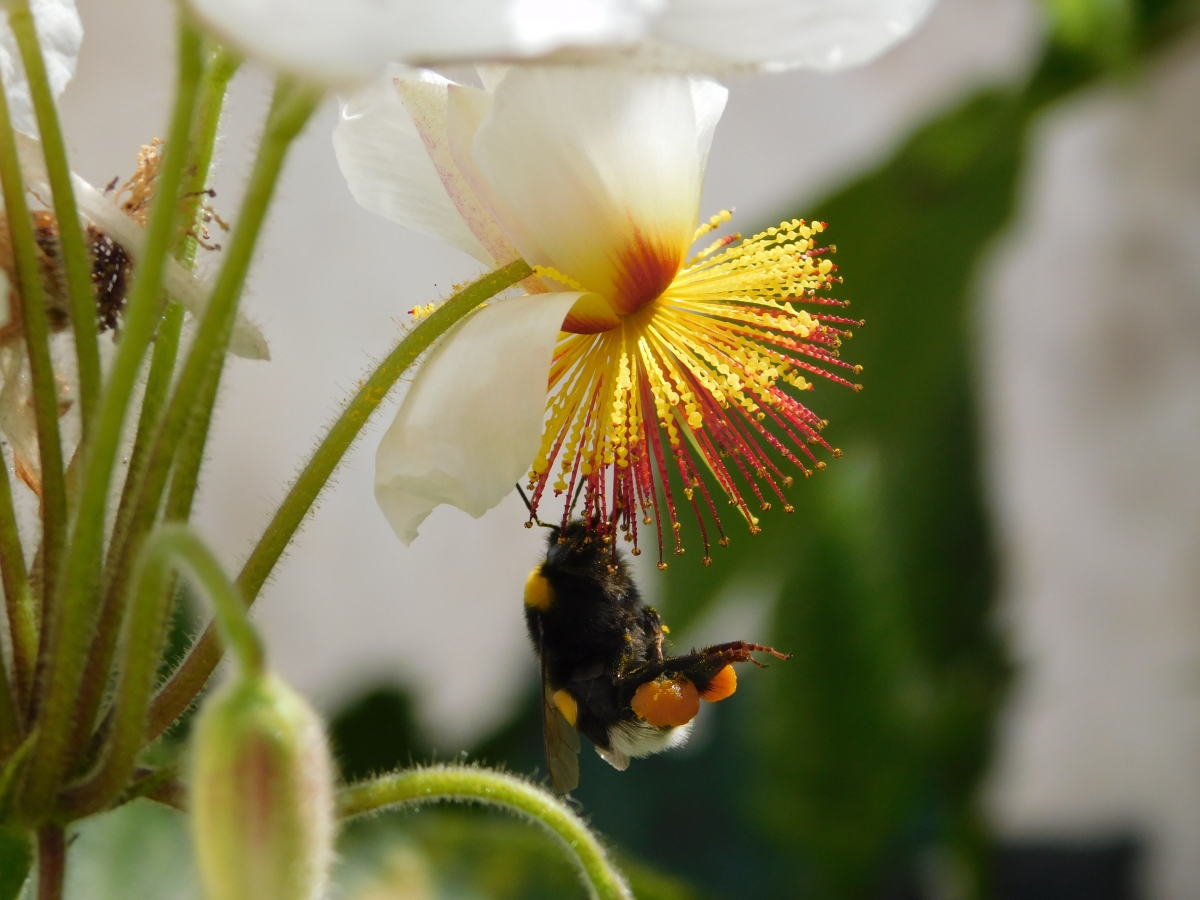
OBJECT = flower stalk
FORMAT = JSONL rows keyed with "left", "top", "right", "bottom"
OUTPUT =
{"left": 8, "top": 0, "right": 102, "bottom": 437}
{"left": 70, "top": 41, "right": 241, "bottom": 773}
{"left": 102, "top": 77, "right": 317, "bottom": 606}
{"left": 0, "top": 39, "right": 67, "bottom": 607}
{"left": 338, "top": 765, "right": 632, "bottom": 900}
{"left": 35, "top": 825, "right": 64, "bottom": 900}
{"left": 60, "top": 525, "right": 256, "bottom": 817}
{"left": 0, "top": 453, "right": 35, "bottom": 710}
{"left": 0, "top": 649, "right": 19, "bottom": 758}
{"left": 146, "top": 258, "right": 532, "bottom": 739}
{"left": 17, "top": 16, "right": 205, "bottom": 823}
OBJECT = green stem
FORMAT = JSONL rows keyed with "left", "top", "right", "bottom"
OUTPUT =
{"left": 0, "top": 30, "right": 67, "bottom": 611}
{"left": 72, "top": 45, "right": 242, "bottom": 761}
{"left": 18, "top": 18, "right": 204, "bottom": 824}
{"left": 60, "top": 301, "right": 183, "bottom": 781}
{"left": 0, "top": 451, "right": 35, "bottom": 711}
{"left": 338, "top": 766, "right": 631, "bottom": 900}
{"left": 163, "top": 342, "right": 221, "bottom": 522}
{"left": 105, "top": 303, "right": 183, "bottom": 573}
{"left": 84, "top": 80, "right": 312, "bottom": 749}
{"left": 0, "top": 733, "right": 35, "bottom": 820}
{"left": 60, "top": 526, "right": 259, "bottom": 816}
{"left": 0, "top": 645, "right": 18, "bottom": 757}
{"left": 176, "top": 42, "right": 240, "bottom": 270}
{"left": 8, "top": 0, "right": 101, "bottom": 437}
{"left": 107, "top": 43, "right": 238, "bottom": 572}
{"left": 145, "top": 259, "right": 530, "bottom": 739}
{"left": 34, "top": 825, "right": 63, "bottom": 900}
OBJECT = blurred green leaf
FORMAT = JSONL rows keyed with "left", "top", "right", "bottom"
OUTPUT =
{"left": 330, "top": 685, "right": 429, "bottom": 782}
{"left": 339, "top": 810, "right": 709, "bottom": 900}
{"left": 0, "top": 825, "right": 31, "bottom": 900}
{"left": 1045, "top": 0, "right": 1136, "bottom": 65}
{"left": 661, "top": 84, "right": 1036, "bottom": 898}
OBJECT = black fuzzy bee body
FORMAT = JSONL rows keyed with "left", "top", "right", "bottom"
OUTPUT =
{"left": 524, "top": 520, "right": 788, "bottom": 793}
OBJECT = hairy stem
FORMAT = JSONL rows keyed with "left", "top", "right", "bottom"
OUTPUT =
{"left": 146, "top": 259, "right": 531, "bottom": 738}
{"left": 176, "top": 42, "right": 240, "bottom": 270}
{"left": 0, "top": 452, "right": 35, "bottom": 712}
{"left": 162, "top": 340, "right": 221, "bottom": 522}
{"left": 107, "top": 43, "right": 238, "bottom": 570}
{"left": 18, "top": 17, "right": 203, "bottom": 823}
{"left": 61, "top": 526, "right": 259, "bottom": 816}
{"left": 338, "top": 766, "right": 631, "bottom": 900}
{"left": 71, "top": 45, "right": 240, "bottom": 773}
{"left": 34, "top": 825, "right": 63, "bottom": 900}
{"left": 8, "top": 0, "right": 101, "bottom": 436}
{"left": 0, "top": 27, "right": 67, "bottom": 613}
{"left": 0, "top": 647, "right": 18, "bottom": 757}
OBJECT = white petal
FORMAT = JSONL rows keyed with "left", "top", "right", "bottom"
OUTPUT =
{"left": 0, "top": 0, "right": 81, "bottom": 136}
{"left": 690, "top": 77, "right": 727, "bottom": 183}
{"left": 444, "top": 82, "right": 549, "bottom": 271}
{"left": 375, "top": 291, "right": 583, "bottom": 545}
{"left": 334, "top": 67, "right": 494, "bottom": 264}
{"left": 186, "top": 0, "right": 652, "bottom": 84}
{"left": 651, "top": 0, "right": 939, "bottom": 72}
{"left": 472, "top": 68, "right": 709, "bottom": 314}
{"left": 395, "top": 75, "right": 523, "bottom": 264}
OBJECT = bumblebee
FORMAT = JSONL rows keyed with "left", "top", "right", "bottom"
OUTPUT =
{"left": 524, "top": 519, "right": 788, "bottom": 793}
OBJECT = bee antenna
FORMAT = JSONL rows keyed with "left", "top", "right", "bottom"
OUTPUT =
{"left": 514, "top": 484, "right": 555, "bottom": 529}
{"left": 570, "top": 477, "right": 587, "bottom": 515}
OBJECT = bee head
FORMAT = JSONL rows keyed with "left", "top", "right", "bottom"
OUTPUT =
{"left": 546, "top": 519, "right": 613, "bottom": 571}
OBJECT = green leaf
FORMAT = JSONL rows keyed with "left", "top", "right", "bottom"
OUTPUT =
{"left": 0, "top": 825, "right": 32, "bottom": 900}
{"left": 338, "top": 810, "right": 709, "bottom": 900}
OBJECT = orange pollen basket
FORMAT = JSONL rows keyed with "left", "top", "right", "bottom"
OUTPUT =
{"left": 699, "top": 664, "right": 738, "bottom": 702}
{"left": 631, "top": 677, "right": 701, "bottom": 728}
{"left": 524, "top": 213, "right": 862, "bottom": 568}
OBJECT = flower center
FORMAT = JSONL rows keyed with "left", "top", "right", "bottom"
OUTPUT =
{"left": 524, "top": 213, "right": 862, "bottom": 567}
{"left": 539, "top": 227, "right": 688, "bottom": 335}
{"left": 608, "top": 230, "right": 682, "bottom": 316}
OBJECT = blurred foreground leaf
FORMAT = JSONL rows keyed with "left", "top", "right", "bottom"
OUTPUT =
{"left": 339, "top": 809, "right": 708, "bottom": 900}
{"left": 0, "top": 826, "right": 32, "bottom": 900}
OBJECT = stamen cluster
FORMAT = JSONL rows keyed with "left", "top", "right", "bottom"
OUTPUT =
{"left": 524, "top": 216, "right": 863, "bottom": 566}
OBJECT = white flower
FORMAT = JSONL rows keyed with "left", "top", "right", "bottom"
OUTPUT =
{"left": 188, "top": 0, "right": 936, "bottom": 84}
{"left": 336, "top": 67, "right": 862, "bottom": 556}
{"left": 0, "top": 0, "right": 82, "bottom": 136}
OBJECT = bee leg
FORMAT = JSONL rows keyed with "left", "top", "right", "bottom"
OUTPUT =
{"left": 641, "top": 606, "right": 666, "bottom": 662}
{"left": 700, "top": 641, "right": 791, "bottom": 667}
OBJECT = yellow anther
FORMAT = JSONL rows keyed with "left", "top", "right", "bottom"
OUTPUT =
{"left": 533, "top": 265, "right": 587, "bottom": 292}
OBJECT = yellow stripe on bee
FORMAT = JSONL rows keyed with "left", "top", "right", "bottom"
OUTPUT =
{"left": 552, "top": 689, "right": 578, "bottom": 726}
{"left": 524, "top": 567, "right": 555, "bottom": 610}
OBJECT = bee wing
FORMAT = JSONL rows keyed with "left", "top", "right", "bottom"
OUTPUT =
{"left": 540, "top": 630, "right": 580, "bottom": 794}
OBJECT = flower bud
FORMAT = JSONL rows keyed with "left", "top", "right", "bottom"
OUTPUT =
{"left": 190, "top": 672, "right": 335, "bottom": 900}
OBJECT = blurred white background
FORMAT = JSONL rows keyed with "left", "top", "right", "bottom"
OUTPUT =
{"left": 51, "top": 0, "right": 1200, "bottom": 896}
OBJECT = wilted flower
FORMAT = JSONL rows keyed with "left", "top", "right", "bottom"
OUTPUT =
{"left": 336, "top": 67, "right": 861, "bottom": 561}
{"left": 187, "top": 0, "right": 937, "bottom": 84}
{"left": 0, "top": 0, "right": 82, "bottom": 136}
{"left": 0, "top": 137, "right": 269, "bottom": 493}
